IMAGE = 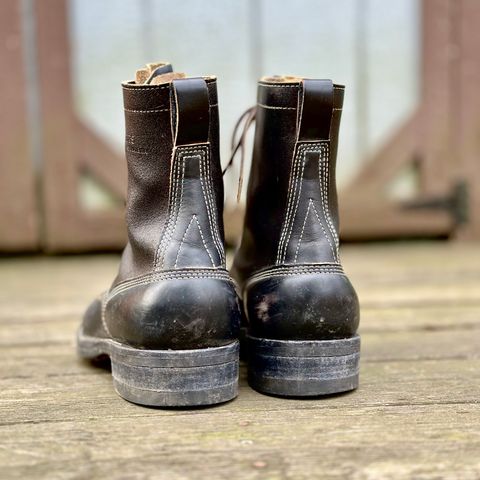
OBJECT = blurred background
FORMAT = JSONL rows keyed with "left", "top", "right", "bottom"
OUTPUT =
{"left": 1, "top": 0, "right": 479, "bottom": 253}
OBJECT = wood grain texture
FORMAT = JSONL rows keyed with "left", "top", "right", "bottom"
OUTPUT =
{"left": 0, "top": 242, "right": 479, "bottom": 479}
{"left": 341, "top": 0, "right": 480, "bottom": 241}
{"left": 0, "top": 0, "right": 39, "bottom": 250}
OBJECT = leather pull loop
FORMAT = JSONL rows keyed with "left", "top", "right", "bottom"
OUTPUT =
{"left": 297, "top": 79, "right": 334, "bottom": 141}
{"left": 171, "top": 78, "right": 210, "bottom": 146}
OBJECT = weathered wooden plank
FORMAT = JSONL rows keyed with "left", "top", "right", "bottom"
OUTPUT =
{"left": 360, "top": 305, "right": 480, "bottom": 332}
{"left": 1, "top": 244, "right": 480, "bottom": 319}
{"left": 1, "top": 358, "right": 478, "bottom": 419}
{"left": 33, "top": 0, "right": 126, "bottom": 252}
{"left": 1, "top": 243, "right": 479, "bottom": 291}
{"left": 0, "top": 401, "right": 478, "bottom": 480}
{"left": 0, "top": 0, "right": 39, "bottom": 251}
{"left": 0, "top": 243, "right": 479, "bottom": 479}
{"left": 0, "top": 323, "right": 478, "bottom": 363}
{"left": 455, "top": 0, "right": 480, "bottom": 240}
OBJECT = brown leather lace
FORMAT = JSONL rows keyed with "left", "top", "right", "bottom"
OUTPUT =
{"left": 222, "top": 106, "right": 256, "bottom": 202}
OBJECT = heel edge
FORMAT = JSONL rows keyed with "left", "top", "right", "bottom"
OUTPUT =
{"left": 77, "top": 330, "right": 240, "bottom": 407}
{"left": 111, "top": 341, "right": 240, "bottom": 407}
{"left": 247, "top": 335, "right": 360, "bottom": 397}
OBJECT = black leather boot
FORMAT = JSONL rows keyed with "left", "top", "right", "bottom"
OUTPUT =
{"left": 232, "top": 76, "right": 360, "bottom": 396}
{"left": 77, "top": 63, "right": 241, "bottom": 407}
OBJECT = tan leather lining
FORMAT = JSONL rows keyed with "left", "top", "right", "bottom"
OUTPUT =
{"left": 135, "top": 62, "right": 187, "bottom": 85}
{"left": 261, "top": 75, "right": 304, "bottom": 84}
{"left": 132, "top": 61, "right": 217, "bottom": 86}
{"left": 260, "top": 75, "right": 345, "bottom": 90}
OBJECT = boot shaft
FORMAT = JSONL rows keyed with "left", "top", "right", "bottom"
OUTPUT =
{"left": 234, "top": 78, "right": 345, "bottom": 283}
{"left": 116, "top": 75, "right": 225, "bottom": 283}
{"left": 82, "top": 66, "right": 241, "bottom": 355}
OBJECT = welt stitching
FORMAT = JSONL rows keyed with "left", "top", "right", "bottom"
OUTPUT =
{"left": 155, "top": 150, "right": 181, "bottom": 268}
{"left": 279, "top": 144, "right": 320, "bottom": 263}
{"left": 248, "top": 265, "right": 344, "bottom": 277}
{"left": 258, "top": 266, "right": 343, "bottom": 274}
{"left": 107, "top": 270, "right": 233, "bottom": 303}
{"left": 108, "top": 275, "right": 233, "bottom": 303}
{"left": 258, "top": 83, "right": 344, "bottom": 91}
{"left": 189, "top": 151, "right": 212, "bottom": 255}
{"left": 256, "top": 263, "right": 342, "bottom": 272}
{"left": 251, "top": 271, "right": 345, "bottom": 280}
{"left": 257, "top": 104, "right": 342, "bottom": 111}
{"left": 123, "top": 85, "right": 170, "bottom": 91}
{"left": 124, "top": 103, "right": 218, "bottom": 114}
{"left": 154, "top": 148, "right": 184, "bottom": 269}
{"left": 257, "top": 103, "right": 295, "bottom": 110}
{"left": 110, "top": 269, "right": 231, "bottom": 294}
{"left": 124, "top": 108, "right": 169, "bottom": 113}
{"left": 116, "top": 272, "right": 231, "bottom": 292}
{"left": 276, "top": 143, "right": 305, "bottom": 263}
{"left": 257, "top": 264, "right": 343, "bottom": 272}
{"left": 174, "top": 215, "right": 196, "bottom": 268}
{"left": 251, "top": 271, "right": 344, "bottom": 282}
{"left": 284, "top": 145, "right": 319, "bottom": 257}
{"left": 246, "top": 268, "right": 345, "bottom": 288}
{"left": 161, "top": 152, "right": 187, "bottom": 269}
{"left": 126, "top": 148, "right": 149, "bottom": 155}
{"left": 277, "top": 144, "right": 302, "bottom": 263}
{"left": 197, "top": 149, "right": 224, "bottom": 263}
{"left": 279, "top": 143, "right": 337, "bottom": 263}
{"left": 293, "top": 199, "right": 313, "bottom": 264}
{"left": 311, "top": 200, "right": 336, "bottom": 261}
{"left": 319, "top": 144, "right": 339, "bottom": 260}
{"left": 180, "top": 145, "right": 223, "bottom": 263}
{"left": 324, "top": 144, "right": 339, "bottom": 248}
{"left": 258, "top": 83, "right": 299, "bottom": 88}
{"left": 153, "top": 149, "right": 177, "bottom": 267}
{"left": 203, "top": 146, "right": 225, "bottom": 264}
{"left": 265, "top": 262, "right": 342, "bottom": 268}
{"left": 316, "top": 145, "right": 337, "bottom": 260}
{"left": 251, "top": 267, "right": 344, "bottom": 279}
{"left": 193, "top": 215, "right": 216, "bottom": 267}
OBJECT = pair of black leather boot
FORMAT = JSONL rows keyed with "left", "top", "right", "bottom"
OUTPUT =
{"left": 77, "top": 63, "right": 360, "bottom": 407}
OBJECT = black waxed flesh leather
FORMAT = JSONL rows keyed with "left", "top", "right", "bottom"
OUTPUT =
{"left": 233, "top": 78, "right": 359, "bottom": 342}
{"left": 82, "top": 73, "right": 240, "bottom": 350}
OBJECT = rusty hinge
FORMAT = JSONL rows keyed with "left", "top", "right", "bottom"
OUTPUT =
{"left": 402, "top": 181, "right": 468, "bottom": 226}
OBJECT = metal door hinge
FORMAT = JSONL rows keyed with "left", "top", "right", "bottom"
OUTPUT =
{"left": 402, "top": 181, "right": 468, "bottom": 226}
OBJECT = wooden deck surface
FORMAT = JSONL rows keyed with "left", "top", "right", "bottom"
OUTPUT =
{"left": 0, "top": 242, "right": 479, "bottom": 479}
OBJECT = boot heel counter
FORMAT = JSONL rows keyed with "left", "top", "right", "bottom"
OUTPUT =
{"left": 106, "top": 276, "right": 241, "bottom": 349}
{"left": 245, "top": 268, "right": 359, "bottom": 341}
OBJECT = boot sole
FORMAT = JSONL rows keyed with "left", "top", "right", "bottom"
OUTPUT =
{"left": 77, "top": 329, "right": 239, "bottom": 407}
{"left": 247, "top": 334, "right": 360, "bottom": 397}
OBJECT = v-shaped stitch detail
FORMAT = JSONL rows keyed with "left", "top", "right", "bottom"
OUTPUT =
{"left": 174, "top": 214, "right": 216, "bottom": 269}
{"left": 293, "top": 199, "right": 313, "bottom": 263}
{"left": 310, "top": 201, "right": 337, "bottom": 261}
{"left": 293, "top": 199, "right": 336, "bottom": 263}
